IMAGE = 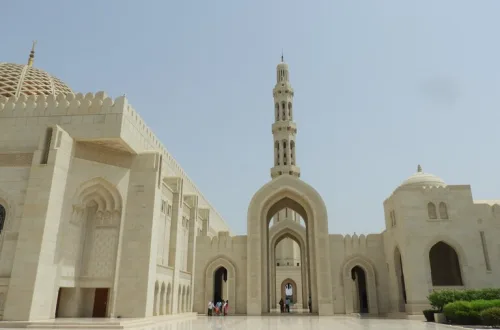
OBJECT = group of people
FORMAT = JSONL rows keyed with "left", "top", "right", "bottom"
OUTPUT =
{"left": 279, "top": 297, "right": 291, "bottom": 313}
{"left": 207, "top": 300, "right": 229, "bottom": 316}
{"left": 278, "top": 296, "right": 313, "bottom": 313}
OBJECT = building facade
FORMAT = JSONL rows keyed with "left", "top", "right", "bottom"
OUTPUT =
{"left": 0, "top": 48, "right": 499, "bottom": 321}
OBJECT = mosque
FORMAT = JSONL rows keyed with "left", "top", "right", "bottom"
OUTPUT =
{"left": 0, "top": 44, "right": 499, "bottom": 321}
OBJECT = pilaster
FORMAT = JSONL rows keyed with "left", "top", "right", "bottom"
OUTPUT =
{"left": 165, "top": 177, "right": 184, "bottom": 314}
{"left": 184, "top": 194, "right": 199, "bottom": 311}
{"left": 4, "top": 125, "right": 73, "bottom": 321}
{"left": 113, "top": 152, "right": 161, "bottom": 317}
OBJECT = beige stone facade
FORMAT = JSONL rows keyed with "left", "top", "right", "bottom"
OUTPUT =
{"left": 0, "top": 55, "right": 499, "bottom": 321}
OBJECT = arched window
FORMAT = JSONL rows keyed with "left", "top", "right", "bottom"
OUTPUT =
{"left": 290, "top": 141, "right": 295, "bottom": 165}
{"left": 390, "top": 210, "right": 396, "bottom": 227}
{"left": 275, "top": 141, "right": 280, "bottom": 166}
{"left": 283, "top": 141, "right": 287, "bottom": 165}
{"left": 275, "top": 103, "right": 279, "bottom": 121}
{"left": 282, "top": 102, "right": 286, "bottom": 120}
{"left": 439, "top": 202, "right": 448, "bottom": 219}
{"left": 0, "top": 204, "right": 5, "bottom": 234}
{"left": 427, "top": 202, "right": 437, "bottom": 219}
{"left": 429, "top": 241, "right": 463, "bottom": 286}
{"left": 288, "top": 102, "right": 292, "bottom": 118}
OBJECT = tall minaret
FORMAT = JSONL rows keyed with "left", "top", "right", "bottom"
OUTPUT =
{"left": 271, "top": 56, "right": 302, "bottom": 269}
{"left": 270, "top": 56, "right": 300, "bottom": 179}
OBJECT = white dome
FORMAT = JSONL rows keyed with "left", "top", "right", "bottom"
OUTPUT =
{"left": 398, "top": 165, "right": 446, "bottom": 189}
{"left": 0, "top": 62, "right": 72, "bottom": 98}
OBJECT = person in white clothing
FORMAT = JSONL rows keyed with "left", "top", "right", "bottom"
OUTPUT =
{"left": 208, "top": 301, "right": 213, "bottom": 316}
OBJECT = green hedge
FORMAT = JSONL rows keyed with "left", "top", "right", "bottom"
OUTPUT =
{"left": 480, "top": 307, "right": 500, "bottom": 326}
{"left": 428, "top": 289, "right": 500, "bottom": 311}
{"left": 443, "top": 300, "right": 500, "bottom": 325}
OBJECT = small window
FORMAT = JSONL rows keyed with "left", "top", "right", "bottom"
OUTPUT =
{"left": 277, "top": 263, "right": 280, "bottom": 266}
{"left": 297, "top": 263, "right": 300, "bottom": 266}
{"left": 167, "top": 204, "right": 172, "bottom": 216}
{"left": 439, "top": 202, "right": 449, "bottom": 219}
{"left": 287, "top": 262, "right": 290, "bottom": 266}
{"left": 161, "top": 200, "right": 166, "bottom": 213}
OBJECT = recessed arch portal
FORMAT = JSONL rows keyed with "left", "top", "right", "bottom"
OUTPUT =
{"left": 247, "top": 175, "right": 333, "bottom": 315}
{"left": 204, "top": 257, "right": 236, "bottom": 314}
{"left": 341, "top": 255, "right": 379, "bottom": 315}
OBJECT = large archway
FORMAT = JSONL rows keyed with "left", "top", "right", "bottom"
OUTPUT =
{"left": 247, "top": 175, "right": 333, "bottom": 315}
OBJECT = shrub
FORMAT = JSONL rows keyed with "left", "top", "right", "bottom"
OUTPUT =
{"left": 428, "top": 289, "right": 500, "bottom": 311}
{"left": 444, "top": 300, "right": 500, "bottom": 325}
{"left": 422, "top": 309, "right": 436, "bottom": 322}
{"left": 480, "top": 307, "right": 500, "bottom": 326}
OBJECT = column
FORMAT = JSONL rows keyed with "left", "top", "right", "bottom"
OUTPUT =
{"left": 113, "top": 152, "right": 161, "bottom": 317}
{"left": 4, "top": 126, "right": 73, "bottom": 321}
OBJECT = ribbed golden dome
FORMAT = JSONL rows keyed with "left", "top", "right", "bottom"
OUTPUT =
{"left": 0, "top": 62, "right": 72, "bottom": 98}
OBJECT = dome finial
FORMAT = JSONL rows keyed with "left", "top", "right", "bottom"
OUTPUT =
{"left": 27, "top": 40, "right": 37, "bottom": 67}
{"left": 281, "top": 49, "right": 284, "bottom": 62}
{"left": 417, "top": 164, "right": 422, "bottom": 173}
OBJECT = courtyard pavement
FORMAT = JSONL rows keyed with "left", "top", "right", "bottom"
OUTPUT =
{"left": 2, "top": 315, "right": 469, "bottom": 330}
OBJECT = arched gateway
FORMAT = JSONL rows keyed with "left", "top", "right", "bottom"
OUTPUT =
{"left": 247, "top": 175, "right": 334, "bottom": 315}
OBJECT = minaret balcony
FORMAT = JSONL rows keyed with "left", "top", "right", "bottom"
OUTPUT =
{"left": 272, "top": 121, "right": 297, "bottom": 134}
{"left": 271, "top": 165, "right": 301, "bottom": 179}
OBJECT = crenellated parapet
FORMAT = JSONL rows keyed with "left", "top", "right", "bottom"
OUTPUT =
{"left": 0, "top": 92, "right": 121, "bottom": 117}
{"left": 196, "top": 232, "right": 247, "bottom": 255}
{"left": 330, "top": 233, "right": 384, "bottom": 256}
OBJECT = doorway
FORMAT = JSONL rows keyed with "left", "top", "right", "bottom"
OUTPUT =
{"left": 213, "top": 266, "right": 228, "bottom": 303}
{"left": 351, "top": 266, "right": 369, "bottom": 314}
{"left": 92, "top": 288, "right": 109, "bottom": 317}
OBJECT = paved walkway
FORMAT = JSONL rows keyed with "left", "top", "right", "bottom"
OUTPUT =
{"left": 2, "top": 315, "right": 465, "bottom": 329}
{"left": 190, "top": 316, "right": 461, "bottom": 329}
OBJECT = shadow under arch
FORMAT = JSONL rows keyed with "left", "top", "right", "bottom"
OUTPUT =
{"left": 424, "top": 236, "right": 467, "bottom": 288}
{"left": 341, "top": 255, "right": 379, "bottom": 315}
{"left": 247, "top": 175, "right": 333, "bottom": 315}
{"left": 204, "top": 256, "right": 237, "bottom": 315}
{"left": 393, "top": 245, "right": 407, "bottom": 312}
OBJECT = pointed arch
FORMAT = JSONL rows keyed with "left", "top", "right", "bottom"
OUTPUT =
{"left": 159, "top": 282, "right": 166, "bottom": 315}
{"left": 0, "top": 188, "right": 16, "bottom": 233}
{"left": 204, "top": 256, "right": 237, "bottom": 315}
{"left": 341, "top": 255, "right": 379, "bottom": 315}
{"left": 429, "top": 241, "right": 463, "bottom": 286}
{"left": 166, "top": 282, "right": 172, "bottom": 314}
{"left": 247, "top": 175, "right": 333, "bottom": 315}
{"left": 427, "top": 202, "right": 437, "bottom": 219}
{"left": 153, "top": 281, "right": 159, "bottom": 316}
{"left": 73, "top": 177, "right": 122, "bottom": 212}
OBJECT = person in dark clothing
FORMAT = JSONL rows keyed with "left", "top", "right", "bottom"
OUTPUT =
{"left": 308, "top": 296, "right": 312, "bottom": 313}
{"left": 279, "top": 298, "right": 284, "bottom": 313}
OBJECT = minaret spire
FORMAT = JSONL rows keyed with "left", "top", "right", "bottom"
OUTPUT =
{"left": 270, "top": 58, "right": 300, "bottom": 179}
{"left": 27, "top": 40, "right": 37, "bottom": 67}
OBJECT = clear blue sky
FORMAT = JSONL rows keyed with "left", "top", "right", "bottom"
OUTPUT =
{"left": 4, "top": 1, "right": 500, "bottom": 235}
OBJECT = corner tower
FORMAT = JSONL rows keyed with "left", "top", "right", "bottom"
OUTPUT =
{"left": 271, "top": 57, "right": 300, "bottom": 179}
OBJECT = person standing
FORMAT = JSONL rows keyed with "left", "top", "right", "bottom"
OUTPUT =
{"left": 208, "top": 301, "right": 213, "bottom": 316}
{"left": 223, "top": 300, "right": 229, "bottom": 316}
{"left": 279, "top": 298, "right": 284, "bottom": 313}
{"left": 285, "top": 297, "right": 290, "bottom": 313}
{"left": 308, "top": 296, "right": 312, "bottom": 313}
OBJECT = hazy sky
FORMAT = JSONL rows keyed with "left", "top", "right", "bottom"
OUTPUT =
{"left": 4, "top": 1, "right": 500, "bottom": 235}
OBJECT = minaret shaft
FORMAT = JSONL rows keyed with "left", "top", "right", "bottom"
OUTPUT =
{"left": 270, "top": 59, "right": 300, "bottom": 179}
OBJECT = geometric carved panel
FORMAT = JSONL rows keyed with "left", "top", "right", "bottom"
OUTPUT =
{"left": 87, "top": 228, "right": 117, "bottom": 278}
